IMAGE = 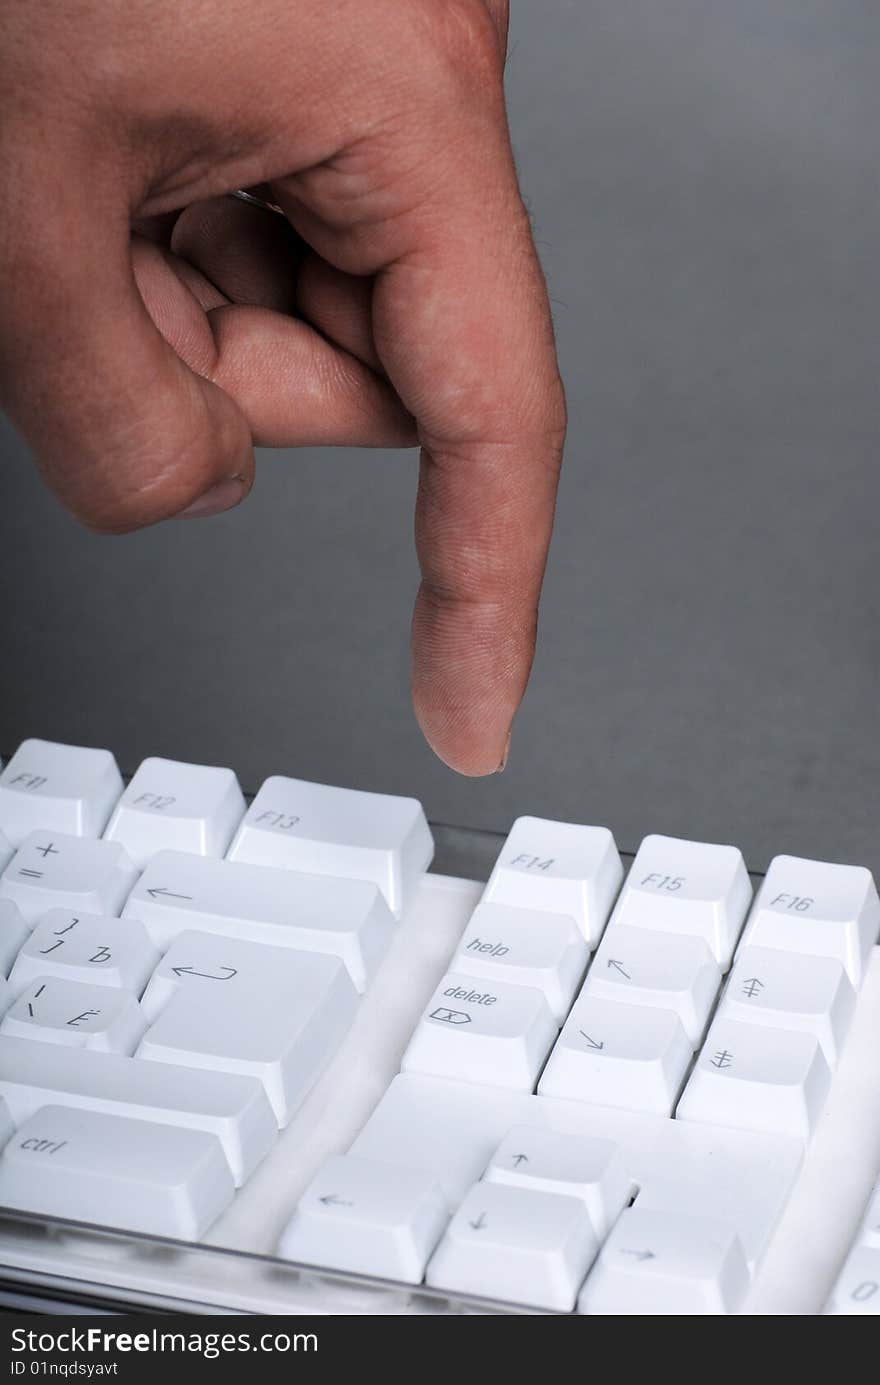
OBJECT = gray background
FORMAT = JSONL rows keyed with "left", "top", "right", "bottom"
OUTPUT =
{"left": 1, "top": 1, "right": 878, "bottom": 874}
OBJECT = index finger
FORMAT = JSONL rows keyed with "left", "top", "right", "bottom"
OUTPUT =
{"left": 392, "top": 212, "right": 565, "bottom": 776}
{"left": 376, "top": 36, "right": 565, "bottom": 774}
{"left": 276, "top": 5, "right": 565, "bottom": 775}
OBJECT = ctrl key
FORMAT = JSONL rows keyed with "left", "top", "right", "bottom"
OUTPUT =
{"left": 0, "top": 1105, "right": 234, "bottom": 1240}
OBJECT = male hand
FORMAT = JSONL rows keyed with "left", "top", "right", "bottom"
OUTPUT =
{"left": 0, "top": 0, "right": 565, "bottom": 774}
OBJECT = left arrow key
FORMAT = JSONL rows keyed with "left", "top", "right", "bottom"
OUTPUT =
{"left": 279, "top": 1154, "right": 448, "bottom": 1284}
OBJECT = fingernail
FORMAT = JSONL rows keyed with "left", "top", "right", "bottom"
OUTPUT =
{"left": 176, "top": 477, "right": 247, "bottom": 519}
{"left": 495, "top": 730, "right": 512, "bottom": 774}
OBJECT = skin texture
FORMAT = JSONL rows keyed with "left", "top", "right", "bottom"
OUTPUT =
{"left": 0, "top": 0, "right": 566, "bottom": 776}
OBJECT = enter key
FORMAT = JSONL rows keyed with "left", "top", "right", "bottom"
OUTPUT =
{"left": 137, "top": 930, "right": 357, "bottom": 1126}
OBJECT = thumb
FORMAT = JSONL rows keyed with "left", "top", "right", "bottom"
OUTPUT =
{"left": 0, "top": 174, "right": 253, "bottom": 532}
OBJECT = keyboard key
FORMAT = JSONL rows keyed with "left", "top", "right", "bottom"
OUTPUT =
{"left": 718, "top": 946, "right": 856, "bottom": 1065}
{"left": 677, "top": 1018, "right": 831, "bottom": 1139}
{"left": 583, "top": 926, "right": 721, "bottom": 1046}
{"left": 739, "top": 855, "right": 880, "bottom": 985}
{"left": 0, "top": 833, "right": 138, "bottom": 925}
{"left": 103, "top": 757, "right": 246, "bottom": 869}
{"left": 482, "top": 817, "right": 623, "bottom": 946}
{"left": 401, "top": 972, "right": 557, "bottom": 1093}
{"left": 538, "top": 995, "right": 692, "bottom": 1116}
{"left": 8, "top": 911, "right": 159, "bottom": 998}
{"left": 227, "top": 776, "right": 433, "bottom": 915}
{"left": 426, "top": 1181, "right": 599, "bottom": 1312}
{"left": 609, "top": 835, "right": 752, "bottom": 967}
{"left": 124, "top": 852, "right": 392, "bottom": 992}
{"left": 1, "top": 977, "right": 146, "bottom": 1054}
{"left": 0, "top": 741, "right": 123, "bottom": 847}
{"left": 453, "top": 904, "right": 589, "bottom": 1023}
{"left": 0, "top": 1034, "right": 275, "bottom": 1184}
{"left": 138, "top": 932, "right": 358, "bottom": 1124}
{"left": 825, "top": 1248, "right": 880, "bottom": 1315}
{"left": 0, "top": 1105, "right": 234, "bottom": 1240}
{"left": 0, "top": 900, "right": 30, "bottom": 976}
{"left": 484, "top": 1126, "right": 631, "bottom": 1239}
{"left": 578, "top": 1207, "right": 750, "bottom": 1315}
{"left": 348, "top": 1072, "right": 803, "bottom": 1268}
{"left": 278, "top": 1154, "right": 448, "bottom": 1284}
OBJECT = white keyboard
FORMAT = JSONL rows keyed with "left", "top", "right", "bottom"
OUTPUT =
{"left": 0, "top": 738, "right": 878, "bottom": 1315}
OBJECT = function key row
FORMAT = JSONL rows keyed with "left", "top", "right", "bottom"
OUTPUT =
{"left": 483, "top": 823, "right": 750, "bottom": 963}
{"left": 0, "top": 742, "right": 123, "bottom": 846}
{"left": 0, "top": 740, "right": 434, "bottom": 917}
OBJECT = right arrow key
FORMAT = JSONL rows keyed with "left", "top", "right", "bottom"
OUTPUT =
{"left": 578, "top": 1207, "right": 750, "bottom": 1315}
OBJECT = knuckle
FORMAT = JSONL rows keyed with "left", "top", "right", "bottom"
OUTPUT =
{"left": 416, "top": 0, "right": 504, "bottom": 82}
{"left": 402, "top": 0, "right": 503, "bottom": 105}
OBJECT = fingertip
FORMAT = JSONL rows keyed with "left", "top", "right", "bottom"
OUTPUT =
{"left": 411, "top": 663, "right": 516, "bottom": 778}
{"left": 414, "top": 705, "right": 513, "bottom": 777}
